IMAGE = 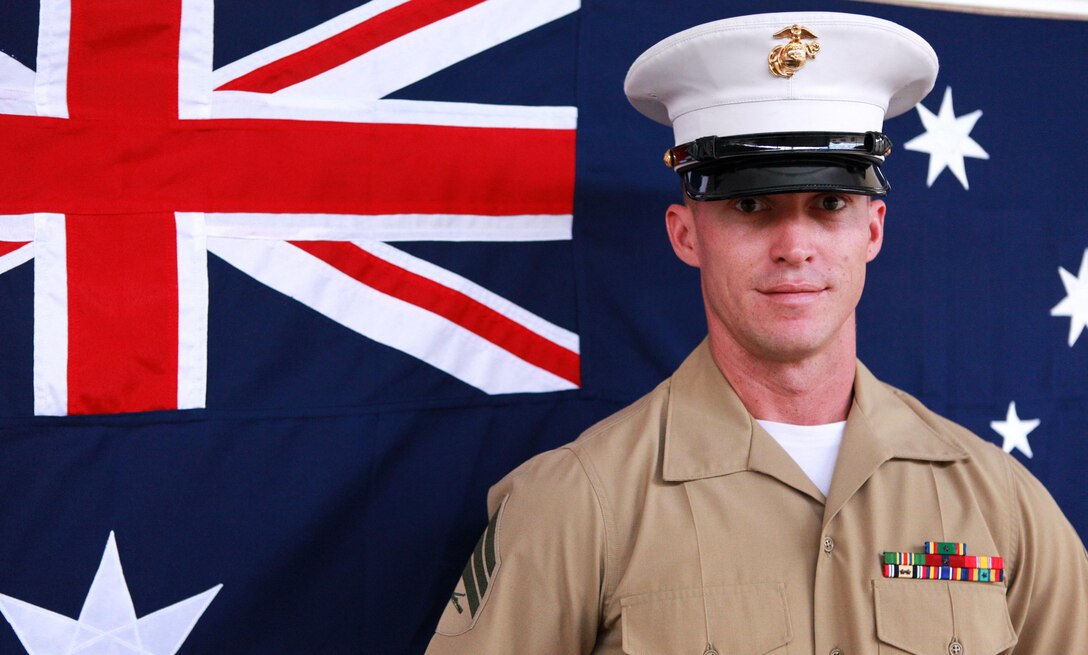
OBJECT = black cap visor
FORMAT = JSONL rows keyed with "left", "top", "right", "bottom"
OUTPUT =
{"left": 681, "top": 154, "right": 889, "bottom": 201}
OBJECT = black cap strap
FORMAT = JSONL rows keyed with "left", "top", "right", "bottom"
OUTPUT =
{"left": 665, "top": 131, "right": 892, "bottom": 170}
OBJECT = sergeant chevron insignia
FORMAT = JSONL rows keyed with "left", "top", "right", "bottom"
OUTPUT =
{"left": 437, "top": 495, "right": 508, "bottom": 636}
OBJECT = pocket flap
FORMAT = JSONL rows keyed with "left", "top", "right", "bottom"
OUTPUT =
{"left": 621, "top": 582, "right": 792, "bottom": 655}
{"left": 874, "top": 580, "right": 1017, "bottom": 655}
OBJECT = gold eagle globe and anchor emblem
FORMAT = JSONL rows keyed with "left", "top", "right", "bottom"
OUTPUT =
{"left": 768, "top": 25, "right": 820, "bottom": 78}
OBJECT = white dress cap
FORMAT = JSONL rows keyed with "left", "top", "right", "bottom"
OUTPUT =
{"left": 625, "top": 12, "right": 939, "bottom": 146}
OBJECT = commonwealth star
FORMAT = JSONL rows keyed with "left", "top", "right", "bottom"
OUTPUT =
{"left": 0, "top": 533, "right": 221, "bottom": 655}
{"left": 904, "top": 86, "right": 989, "bottom": 190}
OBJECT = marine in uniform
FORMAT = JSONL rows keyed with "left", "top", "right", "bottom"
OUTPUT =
{"left": 426, "top": 12, "right": 1088, "bottom": 654}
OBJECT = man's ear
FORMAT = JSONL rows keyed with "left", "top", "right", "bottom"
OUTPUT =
{"left": 666, "top": 202, "right": 701, "bottom": 268}
{"left": 865, "top": 198, "right": 886, "bottom": 263}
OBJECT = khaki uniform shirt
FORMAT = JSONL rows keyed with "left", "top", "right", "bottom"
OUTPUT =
{"left": 427, "top": 341, "right": 1088, "bottom": 654}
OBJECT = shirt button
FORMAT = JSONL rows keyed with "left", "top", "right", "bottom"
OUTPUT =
{"left": 823, "top": 536, "right": 835, "bottom": 554}
{"left": 949, "top": 641, "right": 963, "bottom": 655}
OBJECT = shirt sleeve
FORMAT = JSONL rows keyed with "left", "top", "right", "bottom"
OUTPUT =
{"left": 1002, "top": 454, "right": 1088, "bottom": 653}
{"left": 425, "top": 447, "right": 606, "bottom": 655}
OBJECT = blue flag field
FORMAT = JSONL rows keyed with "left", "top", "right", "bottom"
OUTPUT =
{"left": 0, "top": 1, "right": 1085, "bottom": 653}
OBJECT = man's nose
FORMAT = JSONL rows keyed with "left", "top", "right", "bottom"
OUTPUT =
{"left": 769, "top": 214, "right": 817, "bottom": 265}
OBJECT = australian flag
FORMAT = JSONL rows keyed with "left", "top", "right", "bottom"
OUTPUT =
{"left": 0, "top": 0, "right": 1085, "bottom": 653}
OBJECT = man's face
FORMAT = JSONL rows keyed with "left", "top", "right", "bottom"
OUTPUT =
{"left": 666, "top": 191, "right": 885, "bottom": 364}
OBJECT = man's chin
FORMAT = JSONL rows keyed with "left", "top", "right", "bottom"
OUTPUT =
{"left": 743, "top": 326, "right": 841, "bottom": 364}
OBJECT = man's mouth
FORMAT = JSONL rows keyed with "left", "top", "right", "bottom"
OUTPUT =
{"left": 758, "top": 282, "right": 828, "bottom": 304}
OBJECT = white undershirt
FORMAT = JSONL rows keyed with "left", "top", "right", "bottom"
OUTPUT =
{"left": 756, "top": 419, "right": 846, "bottom": 497}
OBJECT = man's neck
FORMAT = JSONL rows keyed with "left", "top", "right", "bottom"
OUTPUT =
{"left": 706, "top": 326, "right": 857, "bottom": 425}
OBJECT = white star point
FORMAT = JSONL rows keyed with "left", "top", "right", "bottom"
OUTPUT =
{"left": 0, "top": 533, "right": 220, "bottom": 655}
{"left": 904, "top": 86, "right": 989, "bottom": 190}
{"left": 1050, "top": 248, "right": 1088, "bottom": 347}
{"left": 990, "top": 401, "right": 1040, "bottom": 459}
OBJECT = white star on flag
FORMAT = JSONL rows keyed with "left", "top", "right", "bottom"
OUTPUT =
{"left": 0, "top": 533, "right": 221, "bottom": 655}
{"left": 1050, "top": 248, "right": 1088, "bottom": 347}
{"left": 904, "top": 86, "right": 989, "bottom": 190}
{"left": 990, "top": 401, "right": 1040, "bottom": 459}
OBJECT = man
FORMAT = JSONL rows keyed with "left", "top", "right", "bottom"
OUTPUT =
{"left": 427, "top": 12, "right": 1088, "bottom": 654}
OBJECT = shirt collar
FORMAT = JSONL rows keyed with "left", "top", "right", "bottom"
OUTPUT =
{"left": 662, "top": 339, "right": 967, "bottom": 488}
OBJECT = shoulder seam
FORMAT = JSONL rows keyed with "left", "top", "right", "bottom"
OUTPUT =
{"left": 1003, "top": 452, "right": 1021, "bottom": 582}
{"left": 564, "top": 444, "right": 616, "bottom": 622}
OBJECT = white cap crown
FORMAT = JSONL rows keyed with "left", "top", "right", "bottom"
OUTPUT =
{"left": 625, "top": 12, "right": 939, "bottom": 145}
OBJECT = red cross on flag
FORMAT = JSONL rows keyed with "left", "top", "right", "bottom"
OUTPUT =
{"left": 0, "top": 0, "right": 581, "bottom": 416}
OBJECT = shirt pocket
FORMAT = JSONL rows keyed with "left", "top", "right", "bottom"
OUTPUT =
{"left": 873, "top": 579, "right": 1017, "bottom": 655}
{"left": 620, "top": 582, "right": 792, "bottom": 655}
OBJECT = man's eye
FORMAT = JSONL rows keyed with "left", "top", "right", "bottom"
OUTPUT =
{"left": 820, "top": 195, "right": 847, "bottom": 211}
{"left": 734, "top": 197, "right": 765, "bottom": 213}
